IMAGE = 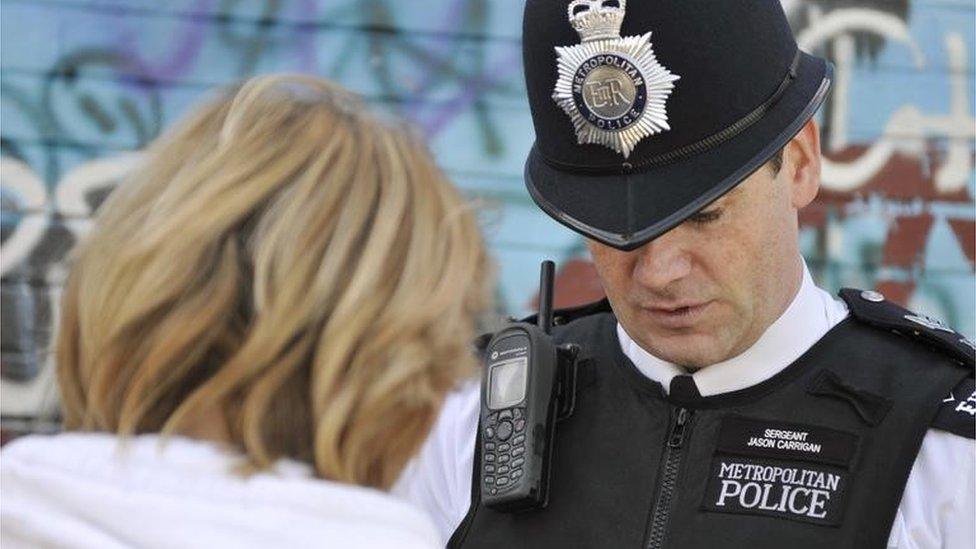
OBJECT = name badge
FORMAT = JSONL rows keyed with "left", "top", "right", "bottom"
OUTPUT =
{"left": 701, "top": 416, "right": 860, "bottom": 527}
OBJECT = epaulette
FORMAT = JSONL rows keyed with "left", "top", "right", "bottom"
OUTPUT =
{"left": 839, "top": 288, "right": 975, "bottom": 369}
{"left": 518, "top": 298, "right": 612, "bottom": 327}
{"left": 931, "top": 376, "right": 976, "bottom": 439}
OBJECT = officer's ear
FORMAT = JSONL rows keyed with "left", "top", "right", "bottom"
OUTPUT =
{"left": 783, "top": 118, "right": 822, "bottom": 210}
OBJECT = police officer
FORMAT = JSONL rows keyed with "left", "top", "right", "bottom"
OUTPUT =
{"left": 393, "top": 1, "right": 975, "bottom": 547}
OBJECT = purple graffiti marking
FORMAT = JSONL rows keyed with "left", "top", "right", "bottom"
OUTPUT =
{"left": 416, "top": 49, "right": 521, "bottom": 137}
{"left": 114, "top": 0, "right": 216, "bottom": 86}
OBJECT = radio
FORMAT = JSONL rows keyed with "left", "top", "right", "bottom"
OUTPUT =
{"left": 479, "top": 261, "right": 579, "bottom": 512}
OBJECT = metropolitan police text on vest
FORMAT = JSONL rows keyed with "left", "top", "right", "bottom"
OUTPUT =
{"left": 713, "top": 460, "right": 842, "bottom": 520}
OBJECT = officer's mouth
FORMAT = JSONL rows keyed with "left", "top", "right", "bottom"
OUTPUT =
{"left": 639, "top": 300, "right": 714, "bottom": 329}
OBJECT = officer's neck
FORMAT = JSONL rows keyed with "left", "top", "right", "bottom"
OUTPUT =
{"left": 704, "top": 254, "right": 806, "bottom": 369}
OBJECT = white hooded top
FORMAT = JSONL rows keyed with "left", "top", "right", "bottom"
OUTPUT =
{"left": 1, "top": 432, "right": 440, "bottom": 549}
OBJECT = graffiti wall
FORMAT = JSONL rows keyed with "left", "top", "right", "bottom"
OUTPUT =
{"left": 2, "top": 0, "right": 973, "bottom": 429}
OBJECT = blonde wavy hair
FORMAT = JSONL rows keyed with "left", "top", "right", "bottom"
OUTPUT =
{"left": 56, "top": 74, "right": 490, "bottom": 489}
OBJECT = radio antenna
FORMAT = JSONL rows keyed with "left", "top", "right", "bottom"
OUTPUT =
{"left": 538, "top": 260, "right": 555, "bottom": 334}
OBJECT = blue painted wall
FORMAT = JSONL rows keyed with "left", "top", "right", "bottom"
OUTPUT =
{"left": 2, "top": 0, "right": 973, "bottom": 421}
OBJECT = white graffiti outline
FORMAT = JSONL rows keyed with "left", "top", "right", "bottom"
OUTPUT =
{"left": 55, "top": 153, "right": 143, "bottom": 218}
{"left": 1, "top": 158, "right": 50, "bottom": 277}
{"left": 798, "top": 9, "right": 975, "bottom": 195}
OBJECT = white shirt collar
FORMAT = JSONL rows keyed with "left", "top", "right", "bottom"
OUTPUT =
{"left": 617, "top": 260, "right": 850, "bottom": 397}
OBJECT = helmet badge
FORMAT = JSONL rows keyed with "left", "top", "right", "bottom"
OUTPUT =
{"left": 552, "top": 0, "right": 680, "bottom": 158}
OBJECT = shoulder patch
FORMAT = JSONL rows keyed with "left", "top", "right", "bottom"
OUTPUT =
{"left": 932, "top": 376, "right": 976, "bottom": 439}
{"left": 519, "top": 298, "right": 612, "bottom": 326}
{"left": 839, "top": 288, "right": 975, "bottom": 369}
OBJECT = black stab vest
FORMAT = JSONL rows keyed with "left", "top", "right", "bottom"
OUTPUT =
{"left": 450, "top": 312, "right": 970, "bottom": 549}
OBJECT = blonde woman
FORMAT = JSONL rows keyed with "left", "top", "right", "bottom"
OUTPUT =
{"left": 1, "top": 74, "right": 490, "bottom": 548}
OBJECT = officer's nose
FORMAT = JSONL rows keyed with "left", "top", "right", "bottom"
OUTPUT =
{"left": 632, "top": 228, "right": 693, "bottom": 291}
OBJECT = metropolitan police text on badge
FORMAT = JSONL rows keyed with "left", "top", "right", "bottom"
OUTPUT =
{"left": 571, "top": 53, "right": 647, "bottom": 131}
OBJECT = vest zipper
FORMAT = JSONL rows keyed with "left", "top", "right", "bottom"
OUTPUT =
{"left": 645, "top": 407, "right": 692, "bottom": 549}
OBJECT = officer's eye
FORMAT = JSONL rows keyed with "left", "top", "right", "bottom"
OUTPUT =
{"left": 688, "top": 208, "right": 723, "bottom": 225}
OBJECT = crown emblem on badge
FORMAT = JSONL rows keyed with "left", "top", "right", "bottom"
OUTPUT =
{"left": 552, "top": 0, "right": 680, "bottom": 158}
{"left": 568, "top": 0, "right": 626, "bottom": 41}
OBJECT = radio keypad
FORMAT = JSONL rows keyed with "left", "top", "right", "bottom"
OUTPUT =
{"left": 483, "top": 406, "right": 528, "bottom": 490}
{"left": 496, "top": 421, "right": 513, "bottom": 441}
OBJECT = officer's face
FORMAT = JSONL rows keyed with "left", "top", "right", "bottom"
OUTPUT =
{"left": 587, "top": 122, "right": 822, "bottom": 368}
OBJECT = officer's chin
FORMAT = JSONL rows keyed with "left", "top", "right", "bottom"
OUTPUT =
{"left": 633, "top": 326, "right": 733, "bottom": 369}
